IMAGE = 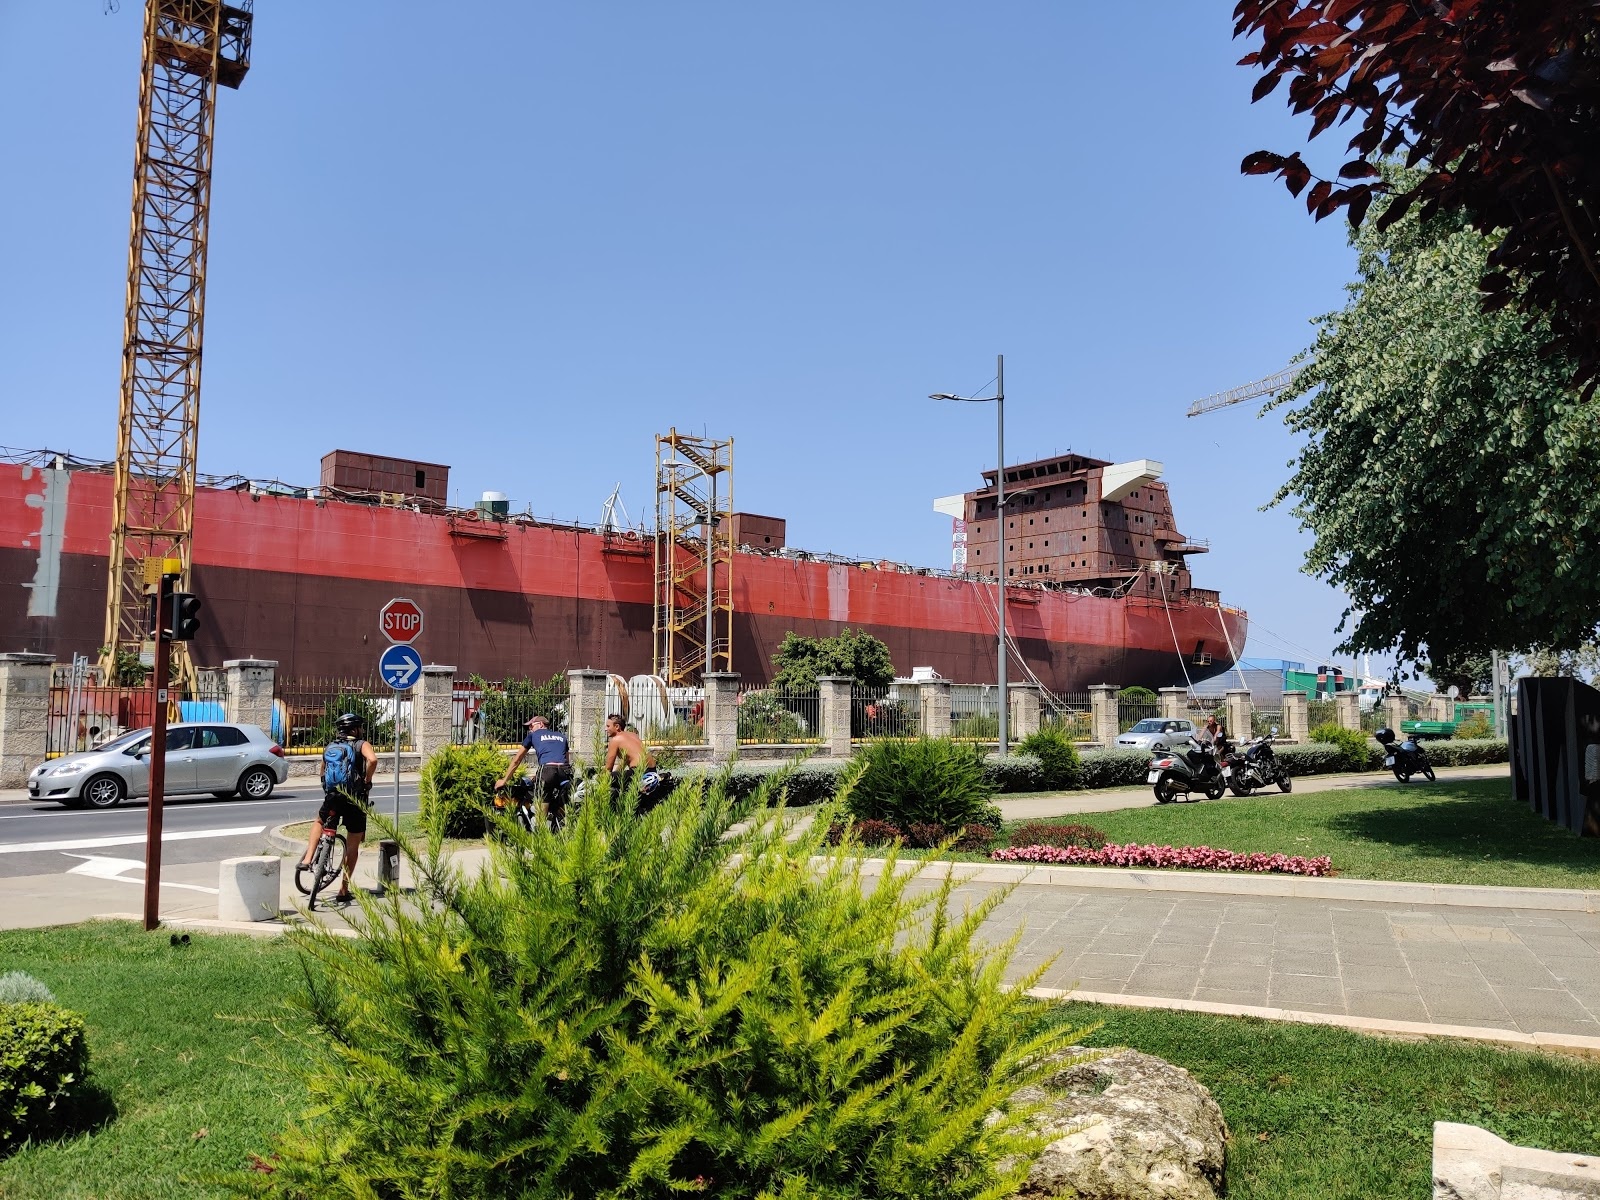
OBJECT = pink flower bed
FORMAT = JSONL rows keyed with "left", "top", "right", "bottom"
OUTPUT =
{"left": 990, "top": 842, "right": 1333, "bottom": 877}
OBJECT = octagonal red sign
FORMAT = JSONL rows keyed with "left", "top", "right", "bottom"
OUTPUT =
{"left": 380, "top": 597, "right": 424, "bottom": 644}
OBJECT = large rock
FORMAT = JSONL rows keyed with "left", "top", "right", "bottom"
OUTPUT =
{"left": 1014, "top": 1048, "right": 1228, "bottom": 1200}
{"left": 1433, "top": 1121, "right": 1600, "bottom": 1199}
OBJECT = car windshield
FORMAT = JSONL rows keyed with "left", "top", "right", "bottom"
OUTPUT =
{"left": 1129, "top": 719, "right": 1165, "bottom": 734}
{"left": 96, "top": 728, "right": 151, "bottom": 752}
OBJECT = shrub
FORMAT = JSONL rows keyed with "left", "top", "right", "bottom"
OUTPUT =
{"left": 240, "top": 765, "right": 1094, "bottom": 1197}
{"left": 1427, "top": 737, "right": 1509, "bottom": 766}
{"left": 847, "top": 737, "right": 998, "bottom": 832}
{"left": 983, "top": 753, "right": 1046, "bottom": 793}
{"left": 0, "top": 1002, "right": 89, "bottom": 1153}
{"left": 953, "top": 822, "right": 1002, "bottom": 852}
{"left": 1018, "top": 728, "right": 1081, "bottom": 789}
{"left": 1309, "top": 723, "right": 1376, "bottom": 770}
{"left": 736, "top": 690, "right": 809, "bottom": 742}
{"left": 1075, "top": 748, "right": 1153, "bottom": 790}
{"left": 1117, "top": 686, "right": 1158, "bottom": 704}
{"left": 309, "top": 690, "right": 394, "bottom": 750}
{"left": 1273, "top": 743, "right": 1349, "bottom": 776}
{"left": 991, "top": 842, "right": 1333, "bottom": 876}
{"left": 0, "top": 973, "right": 54, "bottom": 1006}
{"left": 1007, "top": 822, "right": 1108, "bottom": 851}
{"left": 417, "top": 740, "right": 507, "bottom": 838}
{"left": 470, "top": 673, "right": 568, "bottom": 742}
{"left": 1453, "top": 711, "right": 1494, "bottom": 739}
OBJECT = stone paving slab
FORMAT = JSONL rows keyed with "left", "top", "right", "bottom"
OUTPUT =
{"left": 920, "top": 878, "right": 1600, "bottom": 1038}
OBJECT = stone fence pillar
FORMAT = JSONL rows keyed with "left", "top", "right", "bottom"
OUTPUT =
{"left": 1383, "top": 695, "right": 1409, "bottom": 734}
{"left": 1282, "top": 691, "right": 1309, "bottom": 744}
{"left": 0, "top": 653, "right": 53, "bottom": 788}
{"left": 566, "top": 669, "right": 612, "bottom": 762}
{"left": 1225, "top": 689, "right": 1253, "bottom": 744}
{"left": 1334, "top": 692, "right": 1360, "bottom": 732}
{"left": 703, "top": 672, "right": 739, "bottom": 760}
{"left": 414, "top": 665, "right": 456, "bottom": 762}
{"left": 919, "top": 680, "right": 952, "bottom": 738}
{"left": 1089, "top": 684, "right": 1119, "bottom": 748}
{"left": 223, "top": 659, "right": 276, "bottom": 733}
{"left": 817, "top": 676, "right": 853, "bottom": 757}
{"left": 1009, "top": 683, "right": 1041, "bottom": 743}
{"left": 1159, "top": 687, "right": 1187, "bottom": 720}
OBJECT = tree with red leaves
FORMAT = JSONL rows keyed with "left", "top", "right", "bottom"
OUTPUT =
{"left": 1234, "top": 0, "right": 1600, "bottom": 392}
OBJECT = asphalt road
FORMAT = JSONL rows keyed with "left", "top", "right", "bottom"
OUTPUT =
{"left": 0, "top": 781, "right": 422, "bottom": 878}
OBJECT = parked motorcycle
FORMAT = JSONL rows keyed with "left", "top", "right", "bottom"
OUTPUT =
{"left": 1220, "top": 731, "right": 1293, "bottom": 796}
{"left": 1375, "top": 726, "right": 1435, "bottom": 783}
{"left": 1149, "top": 737, "right": 1226, "bottom": 804}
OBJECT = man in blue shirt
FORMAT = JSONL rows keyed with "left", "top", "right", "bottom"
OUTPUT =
{"left": 496, "top": 715, "right": 572, "bottom": 824}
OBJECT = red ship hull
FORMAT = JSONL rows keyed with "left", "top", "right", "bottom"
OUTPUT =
{"left": 1, "top": 464, "right": 1246, "bottom": 691}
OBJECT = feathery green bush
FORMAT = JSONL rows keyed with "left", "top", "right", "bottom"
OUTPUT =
{"left": 417, "top": 740, "right": 508, "bottom": 838}
{"left": 1, "top": 1002, "right": 88, "bottom": 1153}
{"left": 233, "top": 765, "right": 1092, "bottom": 1198}
{"left": 1308, "top": 724, "right": 1376, "bottom": 770}
{"left": 1017, "top": 729, "right": 1081, "bottom": 789}
{"left": 847, "top": 737, "right": 1000, "bottom": 832}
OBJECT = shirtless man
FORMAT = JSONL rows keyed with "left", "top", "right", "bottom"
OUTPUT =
{"left": 603, "top": 712, "right": 650, "bottom": 796}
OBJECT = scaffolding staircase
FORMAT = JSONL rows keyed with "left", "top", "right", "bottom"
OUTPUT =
{"left": 653, "top": 430, "right": 733, "bottom": 687}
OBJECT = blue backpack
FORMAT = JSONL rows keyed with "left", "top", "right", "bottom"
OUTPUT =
{"left": 322, "top": 739, "right": 360, "bottom": 792}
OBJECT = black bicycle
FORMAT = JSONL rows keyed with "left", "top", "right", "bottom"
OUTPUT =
{"left": 495, "top": 771, "right": 582, "bottom": 833}
{"left": 295, "top": 799, "right": 360, "bottom": 910}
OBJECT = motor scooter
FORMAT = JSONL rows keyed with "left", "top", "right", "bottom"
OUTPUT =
{"left": 1375, "top": 727, "right": 1435, "bottom": 783}
{"left": 1148, "top": 737, "right": 1226, "bottom": 804}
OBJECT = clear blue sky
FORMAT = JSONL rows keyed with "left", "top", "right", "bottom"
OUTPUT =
{"left": 0, "top": 1, "right": 1378, "bottom": 677}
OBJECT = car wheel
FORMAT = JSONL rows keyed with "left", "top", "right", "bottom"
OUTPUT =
{"left": 237, "top": 766, "right": 276, "bottom": 801}
{"left": 82, "top": 773, "right": 125, "bottom": 809}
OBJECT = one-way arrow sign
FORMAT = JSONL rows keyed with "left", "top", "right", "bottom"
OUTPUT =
{"left": 379, "top": 643, "right": 423, "bottom": 690}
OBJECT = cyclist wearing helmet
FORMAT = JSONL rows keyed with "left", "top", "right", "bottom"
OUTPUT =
{"left": 299, "top": 712, "right": 379, "bottom": 904}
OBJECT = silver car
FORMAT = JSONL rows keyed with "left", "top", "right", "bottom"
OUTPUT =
{"left": 1115, "top": 717, "right": 1197, "bottom": 752}
{"left": 27, "top": 722, "right": 289, "bottom": 809}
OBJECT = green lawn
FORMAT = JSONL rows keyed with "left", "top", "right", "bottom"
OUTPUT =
{"left": 3, "top": 924, "right": 1600, "bottom": 1199}
{"left": 1054, "top": 1001, "right": 1600, "bottom": 1200}
{"left": 1003, "top": 779, "right": 1600, "bottom": 889}
{"left": 0, "top": 923, "right": 302, "bottom": 1199}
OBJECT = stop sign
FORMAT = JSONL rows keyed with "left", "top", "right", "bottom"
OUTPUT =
{"left": 380, "top": 597, "right": 424, "bottom": 644}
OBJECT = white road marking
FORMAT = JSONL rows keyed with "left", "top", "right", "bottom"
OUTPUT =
{"left": 62, "top": 853, "right": 220, "bottom": 894}
{"left": 0, "top": 825, "right": 265, "bottom": 855}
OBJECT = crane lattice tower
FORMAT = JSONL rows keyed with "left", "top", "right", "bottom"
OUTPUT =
{"left": 102, "top": 0, "right": 252, "bottom": 683}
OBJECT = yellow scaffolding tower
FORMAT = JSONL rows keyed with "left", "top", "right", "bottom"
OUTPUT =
{"left": 102, "top": 0, "right": 252, "bottom": 685}
{"left": 653, "top": 431, "right": 733, "bottom": 687}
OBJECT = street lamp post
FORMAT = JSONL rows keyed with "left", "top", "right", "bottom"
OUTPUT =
{"left": 931, "top": 353, "right": 1010, "bottom": 753}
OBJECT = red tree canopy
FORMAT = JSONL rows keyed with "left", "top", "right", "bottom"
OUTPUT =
{"left": 1234, "top": 0, "right": 1600, "bottom": 390}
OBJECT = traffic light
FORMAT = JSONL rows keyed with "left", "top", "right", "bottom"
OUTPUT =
{"left": 167, "top": 592, "right": 202, "bottom": 642}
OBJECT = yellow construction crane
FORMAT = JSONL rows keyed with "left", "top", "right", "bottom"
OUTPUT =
{"left": 653, "top": 430, "right": 734, "bottom": 687}
{"left": 1186, "top": 366, "right": 1301, "bottom": 417}
{"left": 102, "top": 0, "right": 252, "bottom": 686}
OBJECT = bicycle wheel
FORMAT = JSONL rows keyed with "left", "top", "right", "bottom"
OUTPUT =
{"left": 303, "top": 833, "right": 346, "bottom": 907}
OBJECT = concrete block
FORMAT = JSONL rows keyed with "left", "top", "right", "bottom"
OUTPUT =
{"left": 1089, "top": 684, "right": 1120, "bottom": 749}
{"left": 218, "top": 855, "right": 281, "bottom": 922}
{"left": 1433, "top": 1120, "right": 1600, "bottom": 1199}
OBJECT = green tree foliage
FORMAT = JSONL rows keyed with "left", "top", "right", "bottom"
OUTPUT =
{"left": 1273, "top": 185, "right": 1600, "bottom": 668}
{"left": 1017, "top": 728, "right": 1081, "bottom": 790}
{"left": 233, "top": 769, "right": 1091, "bottom": 1198}
{"left": 771, "top": 628, "right": 895, "bottom": 692}
{"left": 1116, "top": 686, "right": 1157, "bottom": 705}
{"left": 735, "top": 690, "right": 809, "bottom": 742}
{"left": 310, "top": 691, "right": 395, "bottom": 749}
{"left": 846, "top": 738, "right": 1000, "bottom": 833}
{"left": 470, "top": 673, "right": 568, "bottom": 743}
{"left": 1420, "top": 654, "right": 1494, "bottom": 699}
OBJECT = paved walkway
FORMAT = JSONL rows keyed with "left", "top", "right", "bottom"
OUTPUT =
{"left": 946, "top": 876, "right": 1600, "bottom": 1037}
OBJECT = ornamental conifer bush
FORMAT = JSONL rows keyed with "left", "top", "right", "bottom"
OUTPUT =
{"left": 234, "top": 764, "right": 1091, "bottom": 1198}
{"left": 846, "top": 737, "right": 1000, "bottom": 833}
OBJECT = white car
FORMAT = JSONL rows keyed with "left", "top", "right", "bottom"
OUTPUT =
{"left": 1115, "top": 718, "right": 1198, "bottom": 752}
{"left": 27, "top": 722, "right": 289, "bottom": 809}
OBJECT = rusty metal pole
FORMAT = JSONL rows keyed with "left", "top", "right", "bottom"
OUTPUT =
{"left": 143, "top": 585, "right": 170, "bottom": 931}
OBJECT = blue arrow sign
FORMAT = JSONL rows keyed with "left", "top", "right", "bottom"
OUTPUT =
{"left": 379, "top": 643, "right": 422, "bottom": 691}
